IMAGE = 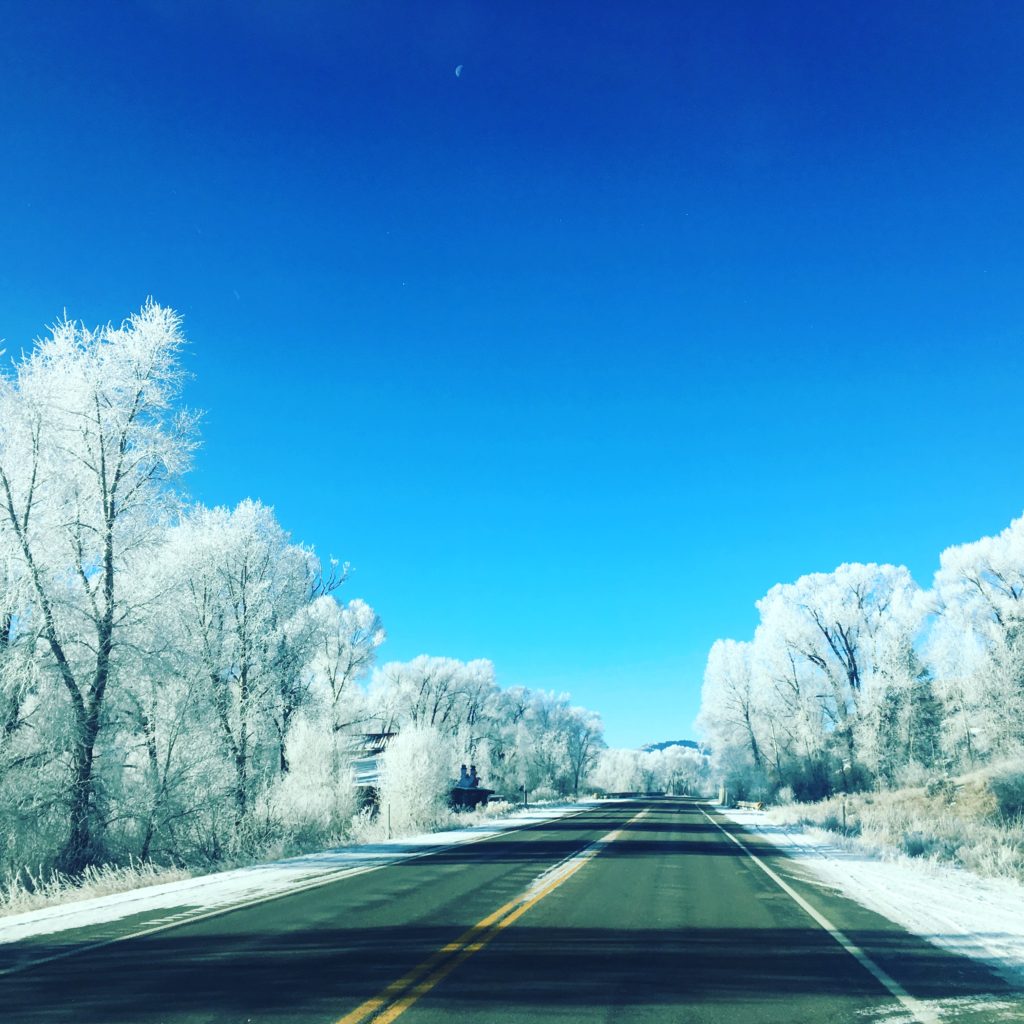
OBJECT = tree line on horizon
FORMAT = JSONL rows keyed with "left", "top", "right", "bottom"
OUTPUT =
{"left": 697, "top": 521, "right": 1024, "bottom": 803}
{"left": 0, "top": 303, "right": 605, "bottom": 882}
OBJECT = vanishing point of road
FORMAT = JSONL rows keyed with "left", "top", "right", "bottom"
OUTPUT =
{"left": 2, "top": 798, "right": 1019, "bottom": 1024}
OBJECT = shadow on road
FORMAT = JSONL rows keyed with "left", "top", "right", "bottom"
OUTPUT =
{"left": 3, "top": 800, "right": 1017, "bottom": 1022}
{"left": 1, "top": 923, "right": 1016, "bottom": 1023}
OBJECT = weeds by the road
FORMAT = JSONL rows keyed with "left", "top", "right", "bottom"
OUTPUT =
{"left": 0, "top": 860, "right": 194, "bottom": 917}
{"left": 348, "top": 797, "right": 530, "bottom": 844}
{"left": 0, "top": 798, "right": 534, "bottom": 918}
{"left": 767, "top": 762, "right": 1024, "bottom": 883}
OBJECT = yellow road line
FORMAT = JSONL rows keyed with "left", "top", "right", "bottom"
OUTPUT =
{"left": 333, "top": 894, "right": 526, "bottom": 1024}
{"left": 336, "top": 807, "right": 649, "bottom": 1024}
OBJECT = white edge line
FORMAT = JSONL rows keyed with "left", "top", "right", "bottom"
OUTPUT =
{"left": 697, "top": 803, "right": 940, "bottom": 1024}
{"left": 1, "top": 803, "right": 613, "bottom": 978}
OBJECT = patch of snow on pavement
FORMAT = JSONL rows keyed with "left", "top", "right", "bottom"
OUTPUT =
{"left": 721, "top": 807, "right": 1024, "bottom": 989}
{"left": 855, "top": 995, "right": 1021, "bottom": 1023}
{"left": 0, "top": 802, "right": 595, "bottom": 947}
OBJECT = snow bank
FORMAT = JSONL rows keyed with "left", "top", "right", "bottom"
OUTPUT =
{"left": 721, "top": 807, "right": 1024, "bottom": 988}
{"left": 0, "top": 802, "right": 594, "bottom": 948}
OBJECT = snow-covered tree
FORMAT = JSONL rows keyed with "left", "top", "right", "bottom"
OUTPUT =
{"left": 162, "top": 500, "right": 317, "bottom": 840}
{"left": 0, "top": 301, "right": 611, "bottom": 877}
{"left": 564, "top": 708, "right": 604, "bottom": 796}
{"left": 0, "top": 302, "right": 196, "bottom": 871}
{"left": 271, "top": 718, "right": 358, "bottom": 845}
{"left": 754, "top": 563, "right": 924, "bottom": 791}
{"left": 698, "top": 640, "right": 767, "bottom": 790}
{"left": 658, "top": 744, "right": 710, "bottom": 795}
{"left": 376, "top": 724, "right": 454, "bottom": 834}
{"left": 592, "top": 747, "right": 643, "bottom": 793}
{"left": 593, "top": 745, "right": 710, "bottom": 796}
{"left": 304, "top": 596, "right": 384, "bottom": 770}
{"left": 368, "top": 656, "right": 499, "bottom": 745}
{"left": 930, "top": 515, "right": 1024, "bottom": 759}
{"left": 699, "top": 563, "right": 931, "bottom": 800}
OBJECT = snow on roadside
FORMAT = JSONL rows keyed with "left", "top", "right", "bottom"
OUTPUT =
{"left": 720, "top": 807, "right": 1024, "bottom": 988}
{"left": 0, "top": 802, "right": 595, "bottom": 948}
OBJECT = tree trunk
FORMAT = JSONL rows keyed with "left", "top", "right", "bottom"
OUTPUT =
{"left": 235, "top": 663, "right": 249, "bottom": 831}
{"left": 61, "top": 523, "right": 117, "bottom": 874}
{"left": 61, "top": 701, "right": 102, "bottom": 874}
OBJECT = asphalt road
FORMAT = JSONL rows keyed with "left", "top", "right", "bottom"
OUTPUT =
{"left": 2, "top": 799, "right": 1020, "bottom": 1024}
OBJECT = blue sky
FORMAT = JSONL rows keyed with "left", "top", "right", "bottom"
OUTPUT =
{"left": 2, "top": 2, "right": 1024, "bottom": 747}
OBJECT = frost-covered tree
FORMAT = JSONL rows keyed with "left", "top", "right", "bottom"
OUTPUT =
{"left": 513, "top": 692, "right": 606, "bottom": 797}
{"left": 593, "top": 745, "right": 710, "bottom": 796}
{"left": 369, "top": 656, "right": 499, "bottom": 743}
{"left": 658, "top": 745, "right": 711, "bottom": 794}
{"left": 698, "top": 640, "right": 767, "bottom": 790}
{"left": 755, "top": 563, "right": 924, "bottom": 791}
{"left": 592, "top": 747, "right": 643, "bottom": 793}
{"left": 0, "top": 302, "right": 196, "bottom": 871}
{"left": 564, "top": 708, "right": 604, "bottom": 797}
{"left": 930, "top": 515, "right": 1024, "bottom": 760}
{"left": 365, "top": 667, "right": 604, "bottom": 802}
{"left": 304, "top": 596, "right": 384, "bottom": 771}
{"left": 161, "top": 500, "right": 317, "bottom": 841}
{"left": 0, "top": 301, "right": 613, "bottom": 878}
{"left": 699, "top": 563, "right": 929, "bottom": 801}
{"left": 271, "top": 718, "right": 358, "bottom": 845}
{"left": 376, "top": 724, "right": 454, "bottom": 834}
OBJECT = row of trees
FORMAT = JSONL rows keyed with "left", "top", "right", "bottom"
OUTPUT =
{"left": 0, "top": 304, "right": 605, "bottom": 880}
{"left": 369, "top": 672, "right": 604, "bottom": 835}
{"left": 591, "top": 744, "right": 710, "bottom": 796}
{"left": 698, "top": 524, "right": 1024, "bottom": 802}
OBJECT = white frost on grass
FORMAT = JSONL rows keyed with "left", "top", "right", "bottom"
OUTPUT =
{"left": 0, "top": 802, "right": 594, "bottom": 948}
{"left": 721, "top": 807, "right": 1024, "bottom": 988}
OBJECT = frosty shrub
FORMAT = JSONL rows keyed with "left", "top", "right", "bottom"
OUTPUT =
{"left": 528, "top": 785, "right": 560, "bottom": 803}
{"left": 901, "top": 830, "right": 935, "bottom": 859}
{"left": 989, "top": 765, "right": 1024, "bottom": 819}
{"left": 271, "top": 719, "right": 358, "bottom": 847}
{"left": 377, "top": 725, "right": 454, "bottom": 835}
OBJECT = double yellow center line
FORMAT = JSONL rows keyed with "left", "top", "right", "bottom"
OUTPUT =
{"left": 335, "top": 808, "right": 648, "bottom": 1024}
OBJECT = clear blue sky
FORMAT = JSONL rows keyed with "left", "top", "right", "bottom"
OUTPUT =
{"left": 2, "top": 2, "right": 1023, "bottom": 747}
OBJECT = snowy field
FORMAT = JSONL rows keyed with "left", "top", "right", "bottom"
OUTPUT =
{"left": 0, "top": 802, "right": 595, "bottom": 950}
{"left": 721, "top": 807, "right": 1024, "bottom": 989}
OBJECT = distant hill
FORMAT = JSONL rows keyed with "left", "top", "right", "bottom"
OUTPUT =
{"left": 641, "top": 739, "right": 705, "bottom": 753}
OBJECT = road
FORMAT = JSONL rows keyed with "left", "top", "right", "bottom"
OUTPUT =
{"left": 2, "top": 798, "right": 1019, "bottom": 1023}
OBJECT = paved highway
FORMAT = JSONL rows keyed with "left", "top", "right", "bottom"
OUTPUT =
{"left": 2, "top": 799, "right": 1019, "bottom": 1023}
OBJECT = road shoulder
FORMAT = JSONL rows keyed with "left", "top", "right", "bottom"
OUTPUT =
{"left": 710, "top": 802, "right": 1024, "bottom": 1017}
{"left": 0, "top": 801, "right": 602, "bottom": 973}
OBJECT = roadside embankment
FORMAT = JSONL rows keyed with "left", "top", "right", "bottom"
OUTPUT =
{"left": 766, "top": 763, "right": 1024, "bottom": 882}
{"left": 0, "top": 801, "right": 597, "bottom": 945}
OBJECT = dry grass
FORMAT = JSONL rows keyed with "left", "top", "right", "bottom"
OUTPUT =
{"left": 0, "top": 860, "right": 194, "bottom": 918}
{"left": 349, "top": 795, "right": 534, "bottom": 844}
{"left": 0, "top": 798, "right": 547, "bottom": 919}
{"left": 768, "top": 761, "right": 1024, "bottom": 883}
